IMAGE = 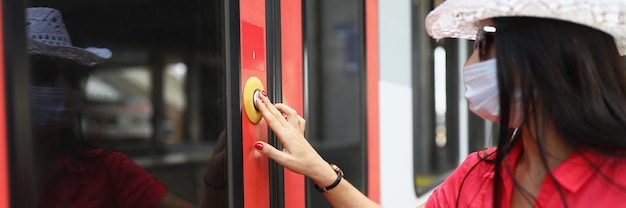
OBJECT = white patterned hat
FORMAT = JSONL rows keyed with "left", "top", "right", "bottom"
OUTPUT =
{"left": 26, "top": 7, "right": 112, "bottom": 66}
{"left": 425, "top": 0, "right": 626, "bottom": 55}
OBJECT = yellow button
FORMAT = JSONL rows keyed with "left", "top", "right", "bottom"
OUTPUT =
{"left": 243, "top": 77, "right": 264, "bottom": 124}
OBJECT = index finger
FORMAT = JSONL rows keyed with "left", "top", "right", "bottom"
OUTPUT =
{"left": 255, "top": 95, "right": 289, "bottom": 128}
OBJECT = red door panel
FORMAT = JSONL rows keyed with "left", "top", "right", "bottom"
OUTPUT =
{"left": 240, "top": 0, "right": 269, "bottom": 207}
{"left": 366, "top": 0, "right": 380, "bottom": 203}
{"left": 280, "top": 0, "right": 305, "bottom": 207}
{"left": 0, "top": 3, "right": 9, "bottom": 207}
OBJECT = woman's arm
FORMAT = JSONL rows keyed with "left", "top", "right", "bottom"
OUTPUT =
{"left": 315, "top": 175, "right": 381, "bottom": 208}
{"left": 254, "top": 94, "right": 381, "bottom": 208}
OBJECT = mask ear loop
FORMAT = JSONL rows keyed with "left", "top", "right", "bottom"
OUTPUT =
{"left": 510, "top": 128, "right": 519, "bottom": 141}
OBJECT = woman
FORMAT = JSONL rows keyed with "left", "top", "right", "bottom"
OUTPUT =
{"left": 253, "top": 0, "right": 626, "bottom": 207}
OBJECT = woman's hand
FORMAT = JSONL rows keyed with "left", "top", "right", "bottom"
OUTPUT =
{"left": 254, "top": 94, "right": 337, "bottom": 186}
{"left": 254, "top": 94, "right": 382, "bottom": 208}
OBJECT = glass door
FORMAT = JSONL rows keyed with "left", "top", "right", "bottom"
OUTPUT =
{"left": 8, "top": 1, "right": 232, "bottom": 207}
{"left": 3, "top": 0, "right": 306, "bottom": 207}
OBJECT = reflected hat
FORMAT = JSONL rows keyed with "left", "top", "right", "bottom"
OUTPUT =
{"left": 26, "top": 7, "right": 112, "bottom": 66}
{"left": 425, "top": 0, "right": 626, "bottom": 55}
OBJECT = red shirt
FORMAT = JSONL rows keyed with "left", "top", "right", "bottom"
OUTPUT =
{"left": 39, "top": 148, "right": 168, "bottom": 208}
{"left": 426, "top": 142, "right": 626, "bottom": 208}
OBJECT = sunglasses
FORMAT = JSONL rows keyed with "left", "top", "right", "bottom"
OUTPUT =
{"left": 473, "top": 25, "right": 497, "bottom": 60}
{"left": 29, "top": 55, "right": 91, "bottom": 89}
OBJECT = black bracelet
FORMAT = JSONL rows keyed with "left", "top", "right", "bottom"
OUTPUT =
{"left": 314, "top": 164, "right": 344, "bottom": 193}
{"left": 204, "top": 174, "right": 225, "bottom": 190}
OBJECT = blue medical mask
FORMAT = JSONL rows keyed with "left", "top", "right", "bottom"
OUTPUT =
{"left": 463, "top": 59, "right": 524, "bottom": 128}
{"left": 31, "top": 86, "right": 84, "bottom": 131}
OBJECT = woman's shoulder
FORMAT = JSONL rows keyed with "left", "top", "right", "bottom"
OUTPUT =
{"left": 459, "top": 147, "right": 497, "bottom": 169}
{"left": 425, "top": 148, "right": 497, "bottom": 207}
{"left": 446, "top": 147, "right": 497, "bottom": 184}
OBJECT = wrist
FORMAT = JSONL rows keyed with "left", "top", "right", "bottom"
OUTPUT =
{"left": 312, "top": 163, "right": 344, "bottom": 192}
{"left": 310, "top": 163, "right": 338, "bottom": 185}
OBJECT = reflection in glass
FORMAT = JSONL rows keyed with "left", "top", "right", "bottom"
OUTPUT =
{"left": 25, "top": 1, "right": 227, "bottom": 207}
{"left": 164, "top": 62, "right": 187, "bottom": 143}
{"left": 83, "top": 67, "right": 153, "bottom": 140}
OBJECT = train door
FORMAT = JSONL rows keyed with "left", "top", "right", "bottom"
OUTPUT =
{"left": 0, "top": 0, "right": 308, "bottom": 207}
{"left": 228, "top": 0, "right": 305, "bottom": 207}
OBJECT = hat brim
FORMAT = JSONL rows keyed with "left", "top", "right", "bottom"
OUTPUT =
{"left": 425, "top": 0, "right": 626, "bottom": 55}
{"left": 27, "top": 38, "right": 112, "bottom": 66}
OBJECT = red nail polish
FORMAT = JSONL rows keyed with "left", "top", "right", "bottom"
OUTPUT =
{"left": 259, "top": 97, "right": 265, "bottom": 103}
{"left": 262, "top": 91, "right": 267, "bottom": 96}
{"left": 255, "top": 142, "right": 264, "bottom": 150}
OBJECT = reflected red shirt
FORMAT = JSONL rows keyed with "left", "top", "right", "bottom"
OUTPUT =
{"left": 39, "top": 148, "right": 167, "bottom": 208}
{"left": 426, "top": 142, "right": 626, "bottom": 208}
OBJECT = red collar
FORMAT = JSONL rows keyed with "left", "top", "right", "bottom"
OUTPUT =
{"left": 501, "top": 141, "right": 603, "bottom": 193}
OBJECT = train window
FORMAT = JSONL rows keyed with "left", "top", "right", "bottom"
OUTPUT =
{"left": 411, "top": 39, "right": 461, "bottom": 196}
{"left": 411, "top": 0, "right": 470, "bottom": 196}
{"left": 24, "top": 1, "right": 226, "bottom": 207}
{"left": 304, "top": 0, "right": 368, "bottom": 207}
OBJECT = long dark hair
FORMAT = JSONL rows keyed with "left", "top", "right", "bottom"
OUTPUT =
{"left": 490, "top": 17, "right": 626, "bottom": 207}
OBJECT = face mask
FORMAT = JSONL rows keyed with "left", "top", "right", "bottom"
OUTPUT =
{"left": 463, "top": 59, "right": 524, "bottom": 128}
{"left": 31, "top": 86, "right": 84, "bottom": 132}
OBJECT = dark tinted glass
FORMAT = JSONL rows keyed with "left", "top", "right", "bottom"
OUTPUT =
{"left": 26, "top": 1, "right": 227, "bottom": 207}
{"left": 305, "top": 0, "right": 367, "bottom": 207}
